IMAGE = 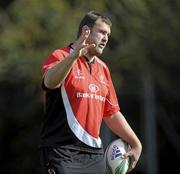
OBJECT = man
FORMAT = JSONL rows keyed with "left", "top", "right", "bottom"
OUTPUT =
{"left": 40, "top": 11, "right": 142, "bottom": 174}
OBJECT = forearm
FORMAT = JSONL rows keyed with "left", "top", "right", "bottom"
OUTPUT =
{"left": 44, "top": 52, "right": 78, "bottom": 89}
{"left": 104, "top": 111, "right": 142, "bottom": 149}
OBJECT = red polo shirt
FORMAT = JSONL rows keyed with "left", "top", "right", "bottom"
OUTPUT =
{"left": 41, "top": 46, "right": 120, "bottom": 148}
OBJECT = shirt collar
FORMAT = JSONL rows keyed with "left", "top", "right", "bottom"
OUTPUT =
{"left": 83, "top": 55, "right": 95, "bottom": 64}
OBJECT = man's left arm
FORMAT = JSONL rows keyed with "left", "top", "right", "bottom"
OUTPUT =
{"left": 103, "top": 111, "right": 142, "bottom": 172}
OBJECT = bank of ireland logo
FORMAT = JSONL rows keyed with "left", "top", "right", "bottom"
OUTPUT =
{"left": 89, "top": 84, "right": 99, "bottom": 93}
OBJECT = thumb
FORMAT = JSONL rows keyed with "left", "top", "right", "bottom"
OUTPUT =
{"left": 86, "top": 43, "right": 96, "bottom": 49}
{"left": 121, "top": 150, "right": 133, "bottom": 159}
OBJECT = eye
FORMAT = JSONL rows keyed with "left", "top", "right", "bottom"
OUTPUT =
{"left": 100, "top": 30, "right": 106, "bottom": 35}
{"left": 99, "top": 30, "right": 110, "bottom": 37}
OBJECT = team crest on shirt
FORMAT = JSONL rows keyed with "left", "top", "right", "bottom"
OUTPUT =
{"left": 73, "top": 69, "right": 85, "bottom": 79}
{"left": 89, "top": 84, "right": 99, "bottom": 93}
{"left": 99, "top": 74, "right": 106, "bottom": 84}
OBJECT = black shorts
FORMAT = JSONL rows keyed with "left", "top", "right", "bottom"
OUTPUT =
{"left": 40, "top": 147, "right": 106, "bottom": 174}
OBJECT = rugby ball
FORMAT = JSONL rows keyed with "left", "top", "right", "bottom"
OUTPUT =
{"left": 104, "top": 138, "right": 131, "bottom": 174}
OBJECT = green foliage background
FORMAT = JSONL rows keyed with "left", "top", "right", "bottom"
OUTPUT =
{"left": 0, "top": 0, "right": 180, "bottom": 173}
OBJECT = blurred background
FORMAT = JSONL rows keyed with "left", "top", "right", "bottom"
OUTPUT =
{"left": 0, "top": 0, "right": 180, "bottom": 173}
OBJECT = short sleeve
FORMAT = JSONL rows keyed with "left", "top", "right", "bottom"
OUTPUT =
{"left": 41, "top": 49, "right": 65, "bottom": 77}
{"left": 103, "top": 69, "right": 120, "bottom": 117}
{"left": 41, "top": 49, "right": 66, "bottom": 90}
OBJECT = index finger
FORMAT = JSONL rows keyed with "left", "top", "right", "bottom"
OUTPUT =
{"left": 127, "top": 156, "right": 137, "bottom": 173}
{"left": 78, "top": 25, "right": 90, "bottom": 44}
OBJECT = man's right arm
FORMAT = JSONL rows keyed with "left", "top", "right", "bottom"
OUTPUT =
{"left": 44, "top": 52, "right": 78, "bottom": 89}
{"left": 44, "top": 26, "right": 95, "bottom": 89}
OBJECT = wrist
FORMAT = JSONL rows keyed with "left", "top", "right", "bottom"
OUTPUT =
{"left": 132, "top": 140, "right": 142, "bottom": 152}
{"left": 70, "top": 51, "right": 79, "bottom": 61}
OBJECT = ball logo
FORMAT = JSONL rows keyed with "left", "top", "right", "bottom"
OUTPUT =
{"left": 89, "top": 84, "right": 99, "bottom": 93}
{"left": 111, "top": 145, "right": 122, "bottom": 160}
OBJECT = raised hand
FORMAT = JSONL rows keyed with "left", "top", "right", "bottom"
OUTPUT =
{"left": 72, "top": 25, "right": 95, "bottom": 58}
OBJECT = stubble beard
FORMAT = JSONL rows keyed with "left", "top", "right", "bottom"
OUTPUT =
{"left": 88, "top": 46, "right": 104, "bottom": 57}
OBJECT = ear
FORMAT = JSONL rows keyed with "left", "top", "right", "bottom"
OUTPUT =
{"left": 82, "top": 25, "right": 91, "bottom": 33}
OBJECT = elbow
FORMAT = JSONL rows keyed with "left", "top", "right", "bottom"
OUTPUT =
{"left": 44, "top": 77, "right": 52, "bottom": 89}
{"left": 44, "top": 73, "right": 59, "bottom": 89}
{"left": 139, "top": 140, "right": 143, "bottom": 151}
{"left": 134, "top": 138, "right": 143, "bottom": 154}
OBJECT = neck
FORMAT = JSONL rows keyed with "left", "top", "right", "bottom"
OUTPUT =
{"left": 84, "top": 53, "right": 95, "bottom": 62}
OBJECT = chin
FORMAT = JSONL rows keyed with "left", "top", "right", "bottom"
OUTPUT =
{"left": 88, "top": 48, "right": 102, "bottom": 56}
{"left": 97, "top": 50, "right": 104, "bottom": 56}
{"left": 94, "top": 47, "right": 104, "bottom": 56}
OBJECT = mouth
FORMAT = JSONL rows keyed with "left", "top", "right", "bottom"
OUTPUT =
{"left": 98, "top": 43, "right": 106, "bottom": 49}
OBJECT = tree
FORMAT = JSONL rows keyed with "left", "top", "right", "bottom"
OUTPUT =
{"left": 0, "top": 0, "right": 180, "bottom": 173}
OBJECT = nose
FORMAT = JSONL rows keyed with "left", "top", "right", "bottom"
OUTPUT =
{"left": 103, "top": 34, "right": 108, "bottom": 43}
